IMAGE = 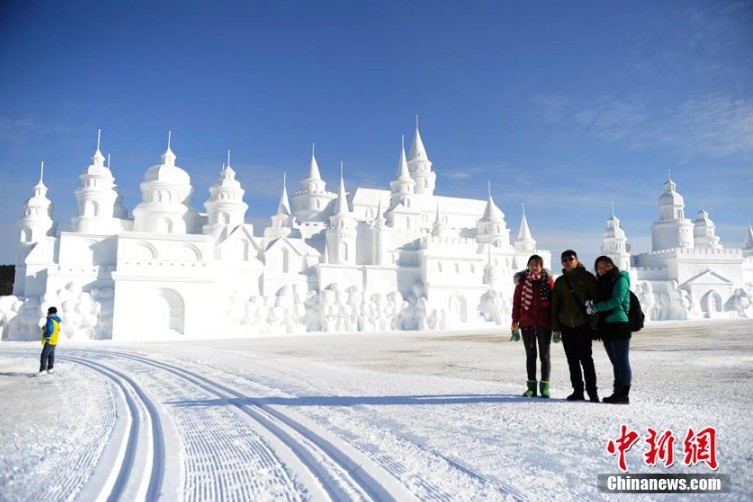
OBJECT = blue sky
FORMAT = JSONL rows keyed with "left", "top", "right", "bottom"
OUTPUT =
{"left": 1, "top": 0, "right": 751, "bottom": 267}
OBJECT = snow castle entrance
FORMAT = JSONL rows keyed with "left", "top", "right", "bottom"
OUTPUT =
{"left": 147, "top": 288, "right": 185, "bottom": 335}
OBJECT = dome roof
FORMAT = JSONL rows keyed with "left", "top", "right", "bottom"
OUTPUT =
{"left": 658, "top": 179, "right": 684, "bottom": 207}
{"left": 143, "top": 147, "right": 191, "bottom": 186}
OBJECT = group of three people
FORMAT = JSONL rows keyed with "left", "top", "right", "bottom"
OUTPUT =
{"left": 510, "top": 250, "right": 632, "bottom": 404}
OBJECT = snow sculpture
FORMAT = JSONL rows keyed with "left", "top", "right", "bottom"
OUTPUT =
{"left": 4, "top": 128, "right": 753, "bottom": 341}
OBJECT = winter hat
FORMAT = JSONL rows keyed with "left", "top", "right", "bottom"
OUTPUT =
{"left": 561, "top": 250, "right": 577, "bottom": 260}
{"left": 47, "top": 307, "right": 57, "bottom": 315}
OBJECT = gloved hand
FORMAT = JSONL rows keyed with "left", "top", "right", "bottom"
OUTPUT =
{"left": 585, "top": 300, "right": 597, "bottom": 316}
{"left": 553, "top": 332, "right": 562, "bottom": 344}
{"left": 41, "top": 338, "right": 46, "bottom": 346}
{"left": 510, "top": 329, "right": 520, "bottom": 342}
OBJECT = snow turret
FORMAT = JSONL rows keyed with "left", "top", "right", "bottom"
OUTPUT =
{"left": 601, "top": 205, "right": 631, "bottom": 271}
{"left": 476, "top": 183, "right": 510, "bottom": 247}
{"left": 203, "top": 150, "right": 249, "bottom": 238}
{"left": 292, "top": 144, "right": 337, "bottom": 222}
{"left": 407, "top": 117, "right": 436, "bottom": 195}
{"left": 326, "top": 164, "right": 357, "bottom": 264}
{"left": 651, "top": 177, "right": 694, "bottom": 251}
{"left": 431, "top": 202, "right": 449, "bottom": 237}
{"left": 72, "top": 130, "right": 124, "bottom": 234}
{"left": 693, "top": 209, "right": 722, "bottom": 249}
{"left": 514, "top": 204, "right": 536, "bottom": 253}
{"left": 390, "top": 136, "right": 416, "bottom": 208}
{"left": 19, "top": 161, "right": 57, "bottom": 243}
{"left": 133, "top": 132, "right": 199, "bottom": 233}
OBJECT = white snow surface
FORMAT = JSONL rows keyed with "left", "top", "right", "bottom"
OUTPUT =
{"left": 1, "top": 319, "right": 751, "bottom": 501}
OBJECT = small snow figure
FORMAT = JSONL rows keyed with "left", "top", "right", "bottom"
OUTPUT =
{"left": 38, "top": 306, "right": 62, "bottom": 376}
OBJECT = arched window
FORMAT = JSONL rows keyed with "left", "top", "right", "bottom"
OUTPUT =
{"left": 282, "top": 247, "right": 290, "bottom": 273}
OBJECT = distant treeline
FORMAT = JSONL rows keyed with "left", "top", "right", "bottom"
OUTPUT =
{"left": 0, "top": 265, "right": 14, "bottom": 296}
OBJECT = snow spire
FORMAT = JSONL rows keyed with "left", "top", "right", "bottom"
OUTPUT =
{"left": 745, "top": 224, "right": 753, "bottom": 250}
{"left": 162, "top": 130, "right": 176, "bottom": 166}
{"left": 334, "top": 161, "right": 350, "bottom": 215}
{"left": 396, "top": 135, "right": 411, "bottom": 180}
{"left": 224, "top": 149, "right": 236, "bottom": 177}
{"left": 514, "top": 203, "right": 536, "bottom": 252}
{"left": 37, "top": 160, "right": 45, "bottom": 187}
{"left": 277, "top": 172, "right": 291, "bottom": 216}
{"left": 408, "top": 116, "right": 428, "bottom": 162}
{"left": 92, "top": 129, "right": 105, "bottom": 167}
{"left": 480, "top": 182, "right": 505, "bottom": 222}
{"left": 308, "top": 142, "right": 322, "bottom": 181}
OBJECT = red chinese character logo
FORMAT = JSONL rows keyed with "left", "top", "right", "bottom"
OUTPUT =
{"left": 607, "top": 425, "right": 640, "bottom": 472}
{"left": 644, "top": 428, "right": 675, "bottom": 467}
{"left": 683, "top": 427, "right": 718, "bottom": 470}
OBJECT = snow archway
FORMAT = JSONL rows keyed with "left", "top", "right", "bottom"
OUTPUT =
{"left": 701, "top": 290, "right": 723, "bottom": 317}
{"left": 147, "top": 288, "right": 185, "bottom": 335}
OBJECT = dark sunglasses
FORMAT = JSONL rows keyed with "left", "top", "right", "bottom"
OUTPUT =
{"left": 561, "top": 256, "right": 576, "bottom": 263}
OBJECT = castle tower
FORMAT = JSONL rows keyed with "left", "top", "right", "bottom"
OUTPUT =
{"left": 133, "top": 132, "right": 198, "bottom": 234}
{"left": 19, "top": 161, "right": 57, "bottom": 244}
{"left": 476, "top": 183, "right": 510, "bottom": 248}
{"left": 291, "top": 144, "right": 337, "bottom": 222}
{"left": 431, "top": 202, "right": 449, "bottom": 238}
{"left": 326, "top": 164, "right": 357, "bottom": 265}
{"left": 407, "top": 118, "right": 436, "bottom": 195}
{"left": 386, "top": 137, "right": 420, "bottom": 229}
{"left": 601, "top": 205, "right": 631, "bottom": 271}
{"left": 72, "top": 130, "right": 122, "bottom": 234}
{"left": 651, "top": 177, "right": 694, "bottom": 251}
{"left": 203, "top": 151, "right": 248, "bottom": 238}
{"left": 514, "top": 204, "right": 536, "bottom": 254}
{"left": 693, "top": 209, "right": 722, "bottom": 249}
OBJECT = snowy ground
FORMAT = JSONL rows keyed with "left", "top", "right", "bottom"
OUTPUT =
{"left": 1, "top": 319, "right": 751, "bottom": 501}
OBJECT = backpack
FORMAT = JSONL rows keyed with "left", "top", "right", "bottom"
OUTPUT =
{"left": 628, "top": 291, "right": 645, "bottom": 332}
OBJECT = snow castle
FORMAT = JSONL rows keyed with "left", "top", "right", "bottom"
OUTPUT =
{"left": 1, "top": 127, "right": 752, "bottom": 341}
{"left": 1, "top": 127, "right": 549, "bottom": 340}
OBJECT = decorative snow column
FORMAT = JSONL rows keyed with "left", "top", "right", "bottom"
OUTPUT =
{"left": 407, "top": 120, "right": 436, "bottom": 196}
{"left": 431, "top": 203, "right": 449, "bottom": 238}
{"left": 326, "top": 167, "right": 357, "bottom": 265}
{"left": 693, "top": 209, "right": 722, "bottom": 250}
{"left": 371, "top": 200, "right": 389, "bottom": 266}
{"left": 72, "top": 131, "right": 122, "bottom": 234}
{"left": 651, "top": 178, "right": 694, "bottom": 251}
{"left": 19, "top": 162, "right": 57, "bottom": 244}
{"left": 476, "top": 184, "right": 511, "bottom": 248}
{"left": 266, "top": 173, "right": 294, "bottom": 240}
{"left": 291, "top": 145, "right": 336, "bottom": 222}
{"left": 133, "top": 134, "right": 198, "bottom": 234}
{"left": 601, "top": 208, "right": 631, "bottom": 271}
{"left": 203, "top": 152, "right": 248, "bottom": 238}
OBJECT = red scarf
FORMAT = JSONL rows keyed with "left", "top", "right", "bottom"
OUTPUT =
{"left": 521, "top": 272, "right": 541, "bottom": 311}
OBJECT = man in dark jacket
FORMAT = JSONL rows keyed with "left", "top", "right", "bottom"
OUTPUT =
{"left": 551, "top": 250, "right": 599, "bottom": 402}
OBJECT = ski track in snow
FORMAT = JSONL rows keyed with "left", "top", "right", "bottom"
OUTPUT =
{"left": 71, "top": 349, "right": 413, "bottom": 502}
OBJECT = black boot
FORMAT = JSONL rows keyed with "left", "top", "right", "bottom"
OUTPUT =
{"left": 602, "top": 382, "right": 618, "bottom": 404}
{"left": 587, "top": 388, "right": 599, "bottom": 402}
{"left": 566, "top": 390, "right": 585, "bottom": 401}
{"left": 604, "top": 384, "right": 630, "bottom": 405}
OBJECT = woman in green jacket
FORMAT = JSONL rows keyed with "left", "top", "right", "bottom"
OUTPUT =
{"left": 586, "top": 256, "right": 632, "bottom": 404}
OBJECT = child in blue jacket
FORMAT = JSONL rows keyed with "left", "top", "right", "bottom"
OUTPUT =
{"left": 38, "top": 307, "right": 62, "bottom": 376}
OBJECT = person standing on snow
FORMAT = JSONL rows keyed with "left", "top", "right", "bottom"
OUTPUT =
{"left": 510, "top": 255, "right": 555, "bottom": 398}
{"left": 38, "top": 306, "right": 61, "bottom": 376}
{"left": 586, "top": 256, "right": 632, "bottom": 405}
{"left": 551, "top": 250, "right": 599, "bottom": 402}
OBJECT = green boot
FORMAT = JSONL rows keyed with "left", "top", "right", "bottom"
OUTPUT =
{"left": 539, "top": 381, "right": 551, "bottom": 398}
{"left": 523, "top": 380, "right": 537, "bottom": 398}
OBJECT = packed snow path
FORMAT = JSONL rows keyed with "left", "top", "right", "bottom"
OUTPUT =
{"left": 1, "top": 319, "right": 752, "bottom": 501}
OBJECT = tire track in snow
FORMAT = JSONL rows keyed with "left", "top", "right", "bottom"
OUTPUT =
{"left": 87, "top": 349, "right": 412, "bottom": 502}
{"left": 61, "top": 355, "right": 166, "bottom": 502}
